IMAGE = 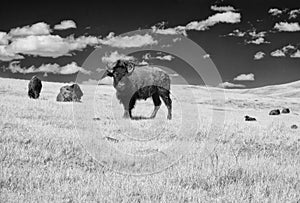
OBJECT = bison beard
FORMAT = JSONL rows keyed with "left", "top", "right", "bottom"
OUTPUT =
{"left": 28, "top": 75, "right": 42, "bottom": 99}
{"left": 106, "top": 60, "right": 172, "bottom": 120}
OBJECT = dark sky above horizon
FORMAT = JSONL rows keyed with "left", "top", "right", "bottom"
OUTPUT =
{"left": 0, "top": 0, "right": 299, "bottom": 88}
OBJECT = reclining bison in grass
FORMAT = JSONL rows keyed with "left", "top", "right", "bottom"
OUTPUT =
{"left": 28, "top": 75, "right": 42, "bottom": 99}
{"left": 101, "top": 60, "right": 172, "bottom": 119}
{"left": 56, "top": 84, "right": 83, "bottom": 102}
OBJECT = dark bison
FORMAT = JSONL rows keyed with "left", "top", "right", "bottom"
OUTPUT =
{"left": 56, "top": 84, "right": 83, "bottom": 102}
{"left": 101, "top": 59, "right": 172, "bottom": 119}
{"left": 245, "top": 115, "right": 256, "bottom": 121}
{"left": 28, "top": 75, "right": 42, "bottom": 99}
{"left": 269, "top": 109, "right": 280, "bottom": 115}
{"left": 281, "top": 108, "right": 290, "bottom": 114}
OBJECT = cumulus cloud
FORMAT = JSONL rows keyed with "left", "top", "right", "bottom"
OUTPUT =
{"left": 0, "top": 32, "right": 9, "bottom": 45}
{"left": 8, "top": 35, "right": 99, "bottom": 58}
{"left": 218, "top": 82, "right": 245, "bottom": 88}
{"left": 9, "top": 22, "right": 51, "bottom": 36}
{"left": 246, "top": 37, "right": 270, "bottom": 45}
{"left": 203, "top": 54, "right": 210, "bottom": 59}
{"left": 234, "top": 73, "right": 254, "bottom": 81}
{"left": 101, "top": 51, "right": 135, "bottom": 65}
{"left": 152, "top": 11, "right": 241, "bottom": 35}
{"left": 98, "top": 77, "right": 113, "bottom": 85}
{"left": 254, "top": 51, "right": 265, "bottom": 60}
{"left": 0, "top": 45, "right": 24, "bottom": 61}
{"left": 274, "top": 22, "right": 300, "bottom": 32}
{"left": 156, "top": 55, "right": 174, "bottom": 61}
{"left": 270, "top": 44, "right": 299, "bottom": 58}
{"left": 186, "top": 11, "right": 241, "bottom": 31}
{"left": 268, "top": 8, "right": 283, "bottom": 16}
{"left": 142, "top": 53, "right": 174, "bottom": 61}
{"left": 290, "top": 50, "right": 300, "bottom": 58}
{"left": 227, "top": 29, "right": 246, "bottom": 37}
{"left": 289, "top": 9, "right": 300, "bottom": 19}
{"left": 100, "top": 32, "right": 157, "bottom": 48}
{"left": 211, "top": 5, "right": 236, "bottom": 12}
{"left": 54, "top": 20, "right": 77, "bottom": 30}
{"left": 7, "top": 61, "right": 90, "bottom": 75}
{"left": 270, "top": 49, "right": 286, "bottom": 57}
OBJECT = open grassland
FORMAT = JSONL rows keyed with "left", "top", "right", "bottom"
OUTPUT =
{"left": 1, "top": 77, "right": 300, "bottom": 202}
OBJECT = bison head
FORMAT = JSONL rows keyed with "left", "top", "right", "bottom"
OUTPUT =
{"left": 101, "top": 60, "right": 135, "bottom": 87}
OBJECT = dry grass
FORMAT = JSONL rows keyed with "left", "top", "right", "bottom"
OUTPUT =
{"left": 0, "top": 77, "right": 300, "bottom": 202}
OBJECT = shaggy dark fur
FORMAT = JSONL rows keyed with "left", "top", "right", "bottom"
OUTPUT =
{"left": 269, "top": 109, "right": 280, "bottom": 115}
{"left": 244, "top": 115, "right": 256, "bottom": 121}
{"left": 56, "top": 84, "right": 83, "bottom": 102}
{"left": 281, "top": 108, "right": 290, "bottom": 114}
{"left": 104, "top": 60, "right": 172, "bottom": 119}
{"left": 28, "top": 75, "right": 42, "bottom": 99}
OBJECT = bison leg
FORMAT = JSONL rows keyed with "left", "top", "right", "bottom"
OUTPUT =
{"left": 158, "top": 88, "right": 172, "bottom": 120}
{"left": 128, "top": 94, "right": 138, "bottom": 118}
{"left": 150, "top": 92, "right": 161, "bottom": 119}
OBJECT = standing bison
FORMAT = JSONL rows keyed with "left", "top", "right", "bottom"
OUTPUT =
{"left": 101, "top": 60, "right": 172, "bottom": 119}
{"left": 28, "top": 75, "right": 42, "bottom": 99}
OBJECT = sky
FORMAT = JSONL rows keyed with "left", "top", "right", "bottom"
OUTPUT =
{"left": 0, "top": 0, "right": 299, "bottom": 88}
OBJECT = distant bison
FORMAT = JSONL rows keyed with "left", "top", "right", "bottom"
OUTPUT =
{"left": 281, "top": 108, "right": 290, "bottom": 114}
{"left": 245, "top": 115, "right": 256, "bottom": 121}
{"left": 291, "top": 124, "right": 298, "bottom": 129}
{"left": 269, "top": 109, "right": 280, "bottom": 115}
{"left": 28, "top": 75, "right": 42, "bottom": 99}
{"left": 56, "top": 84, "right": 83, "bottom": 102}
{"left": 101, "top": 59, "right": 172, "bottom": 119}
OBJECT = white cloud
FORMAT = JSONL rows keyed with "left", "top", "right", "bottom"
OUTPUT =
{"left": 151, "top": 26, "right": 187, "bottom": 36}
{"left": 7, "top": 61, "right": 90, "bottom": 75}
{"left": 246, "top": 37, "right": 269, "bottom": 45}
{"left": 101, "top": 51, "right": 135, "bottom": 65}
{"left": 203, "top": 54, "right": 210, "bottom": 59}
{"left": 211, "top": 5, "right": 236, "bottom": 12}
{"left": 268, "top": 8, "right": 283, "bottom": 16}
{"left": 54, "top": 20, "right": 77, "bottom": 30}
{"left": 289, "top": 9, "right": 300, "bottom": 19}
{"left": 290, "top": 50, "right": 300, "bottom": 58}
{"left": 0, "top": 32, "right": 9, "bottom": 45}
{"left": 139, "top": 60, "right": 149, "bottom": 65}
{"left": 8, "top": 35, "right": 99, "bottom": 58}
{"left": 248, "top": 30, "right": 266, "bottom": 38}
{"left": 98, "top": 77, "right": 113, "bottom": 85}
{"left": 227, "top": 29, "right": 246, "bottom": 37}
{"left": 0, "top": 45, "right": 24, "bottom": 61}
{"left": 274, "top": 22, "right": 300, "bottom": 32}
{"left": 156, "top": 55, "right": 174, "bottom": 61}
{"left": 100, "top": 32, "right": 157, "bottom": 48}
{"left": 270, "top": 49, "right": 286, "bottom": 57}
{"left": 282, "top": 44, "right": 296, "bottom": 52}
{"left": 9, "top": 22, "right": 51, "bottom": 36}
{"left": 152, "top": 11, "right": 241, "bottom": 35}
{"left": 234, "top": 73, "right": 254, "bottom": 81}
{"left": 142, "top": 53, "right": 174, "bottom": 61}
{"left": 172, "top": 37, "right": 181, "bottom": 42}
{"left": 186, "top": 11, "right": 241, "bottom": 31}
{"left": 254, "top": 51, "right": 265, "bottom": 60}
{"left": 218, "top": 82, "right": 245, "bottom": 88}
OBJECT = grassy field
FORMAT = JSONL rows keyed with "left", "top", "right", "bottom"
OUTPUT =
{"left": 1, "top": 77, "right": 300, "bottom": 202}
